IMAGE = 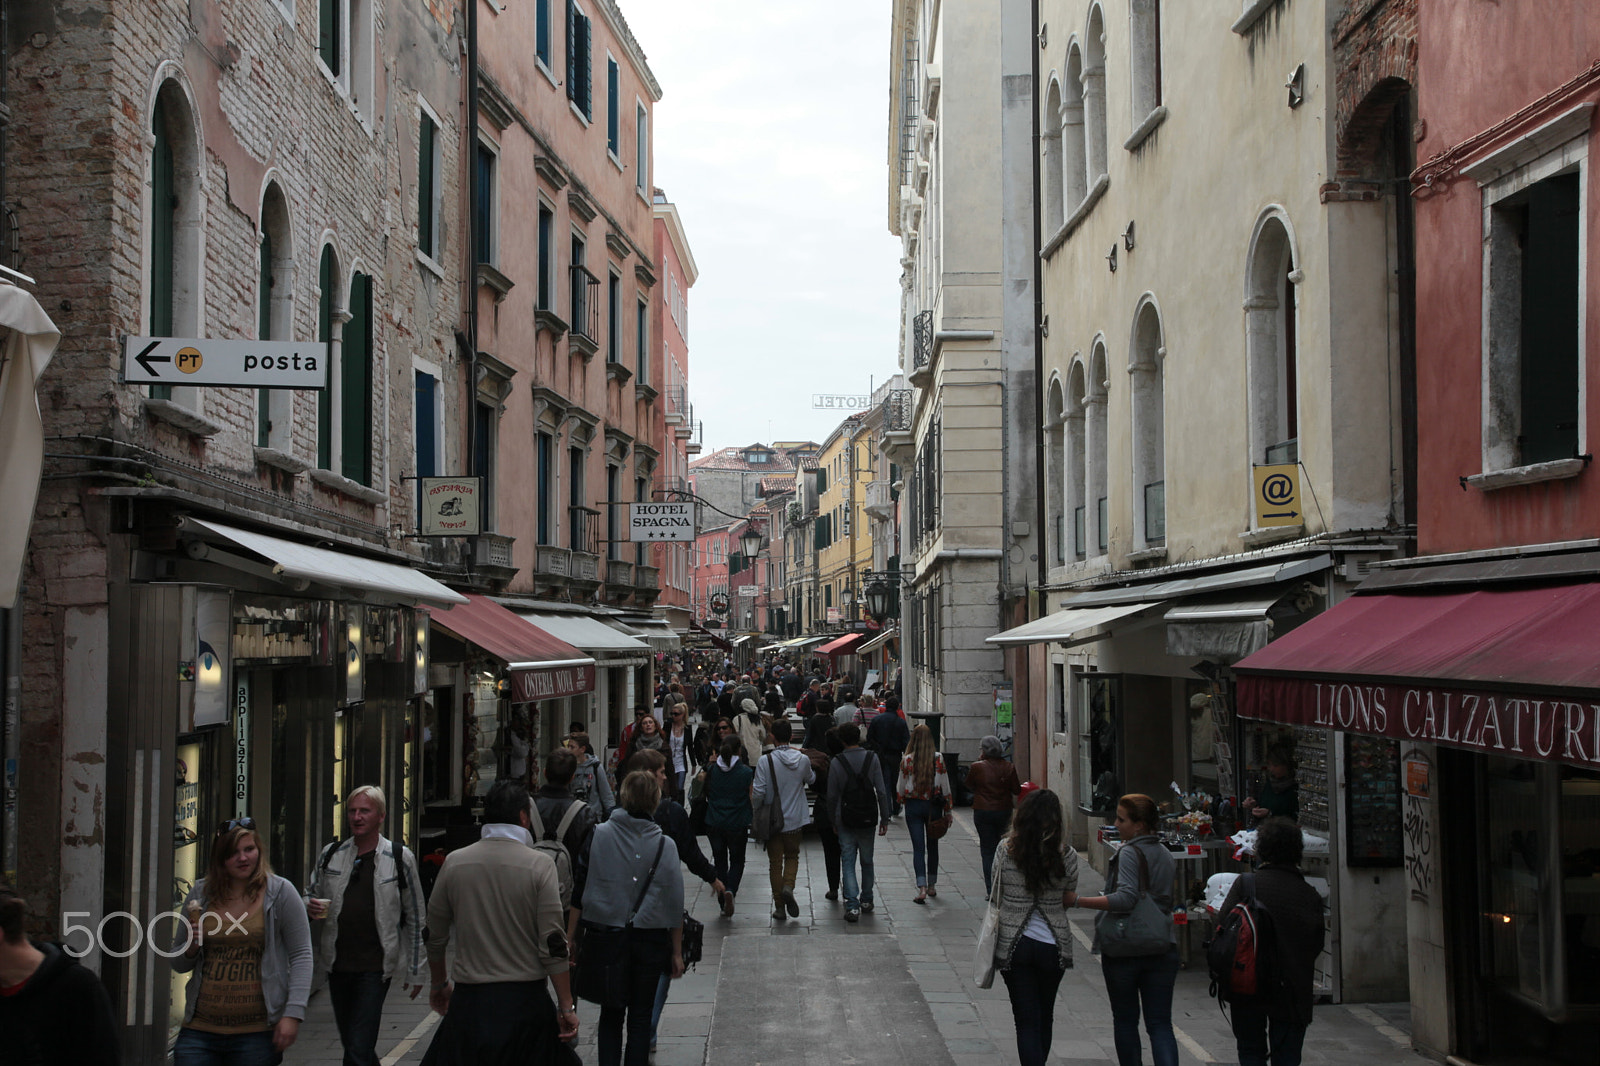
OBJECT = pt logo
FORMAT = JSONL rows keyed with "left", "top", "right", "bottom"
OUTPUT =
{"left": 176, "top": 346, "right": 204, "bottom": 374}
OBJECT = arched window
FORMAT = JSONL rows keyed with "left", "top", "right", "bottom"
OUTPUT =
{"left": 1043, "top": 79, "right": 1065, "bottom": 233}
{"left": 1130, "top": 300, "right": 1166, "bottom": 548}
{"left": 1087, "top": 343, "right": 1110, "bottom": 555}
{"left": 148, "top": 78, "right": 204, "bottom": 405}
{"left": 342, "top": 271, "right": 374, "bottom": 485}
{"left": 1246, "top": 214, "right": 1299, "bottom": 466}
{"left": 257, "top": 182, "right": 294, "bottom": 450}
{"left": 1064, "top": 46, "right": 1088, "bottom": 210}
{"left": 317, "top": 244, "right": 341, "bottom": 472}
{"left": 1046, "top": 378, "right": 1067, "bottom": 563}
{"left": 1129, "top": 0, "right": 1161, "bottom": 128}
{"left": 1067, "top": 362, "right": 1088, "bottom": 559}
{"left": 1083, "top": 6, "right": 1109, "bottom": 185}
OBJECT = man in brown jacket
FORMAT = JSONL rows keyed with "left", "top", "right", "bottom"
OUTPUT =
{"left": 424, "top": 780, "right": 578, "bottom": 1064}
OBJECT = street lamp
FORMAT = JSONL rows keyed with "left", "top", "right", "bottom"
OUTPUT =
{"left": 864, "top": 574, "right": 894, "bottom": 624}
{"left": 738, "top": 524, "right": 764, "bottom": 560}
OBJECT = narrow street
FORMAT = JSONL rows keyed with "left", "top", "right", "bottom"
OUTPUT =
{"left": 287, "top": 810, "right": 1421, "bottom": 1066}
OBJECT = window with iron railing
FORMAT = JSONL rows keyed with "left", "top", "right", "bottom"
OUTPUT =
{"left": 570, "top": 264, "right": 600, "bottom": 343}
{"left": 913, "top": 309, "right": 934, "bottom": 369}
{"left": 569, "top": 505, "right": 601, "bottom": 556}
{"left": 881, "top": 388, "right": 914, "bottom": 433}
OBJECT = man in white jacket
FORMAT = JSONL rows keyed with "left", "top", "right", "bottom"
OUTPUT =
{"left": 750, "top": 718, "right": 815, "bottom": 921}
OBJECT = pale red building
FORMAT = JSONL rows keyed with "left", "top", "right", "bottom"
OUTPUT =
{"left": 651, "top": 189, "right": 699, "bottom": 631}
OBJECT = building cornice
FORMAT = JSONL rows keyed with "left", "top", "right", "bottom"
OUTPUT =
{"left": 593, "top": 0, "right": 663, "bottom": 102}
{"left": 652, "top": 200, "right": 699, "bottom": 285}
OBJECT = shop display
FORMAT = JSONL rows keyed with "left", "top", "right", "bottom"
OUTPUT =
{"left": 1344, "top": 734, "right": 1403, "bottom": 867}
{"left": 1292, "top": 726, "right": 1330, "bottom": 833}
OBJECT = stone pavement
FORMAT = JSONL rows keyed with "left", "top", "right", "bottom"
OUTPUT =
{"left": 284, "top": 811, "right": 1426, "bottom": 1065}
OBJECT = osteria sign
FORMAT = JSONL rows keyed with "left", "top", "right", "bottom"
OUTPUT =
{"left": 1239, "top": 675, "right": 1600, "bottom": 771}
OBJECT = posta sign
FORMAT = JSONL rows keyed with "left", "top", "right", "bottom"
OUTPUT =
{"left": 1238, "top": 675, "right": 1600, "bottom": 771}
{"left": 511, "top": 663, "right": 595, "bottom": 703}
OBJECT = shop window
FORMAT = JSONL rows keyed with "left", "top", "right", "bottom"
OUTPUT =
{"left": 1076, "top": 670, "right": 1120, "bottom": 814}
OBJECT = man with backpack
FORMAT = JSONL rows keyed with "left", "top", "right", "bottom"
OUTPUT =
{"left": 1209, "top": 817, "right": 1326, "bottom": 1066}
{"left": 826, "top": 723, "right": 892, "bottom": 922}
{"left": 306, "top": 785, "right": 425, "bottom": 1066}
{"left": 531, "top": 747, "right": 597, "bottom": 920}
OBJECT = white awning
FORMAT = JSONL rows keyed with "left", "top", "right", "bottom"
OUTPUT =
{"left": 0, "top": 282, "right": 60, "bottom": 608}
{"left": 517, "top": 611, "right": 652, "bottom": 655}
{"left": 986, "top": 601, "right": 1162, "bottom": 647}
{"left": 856, "top": 627, "right": 898, "bottom": 655}
{"left": 183, "top": 518, "right": 468, "bottom": 608}
{"left": 618, "top": 618, "right": 681, "bottom": 652}
{"left": 1054, "top": 554, "right": 1332, "bottom": 608}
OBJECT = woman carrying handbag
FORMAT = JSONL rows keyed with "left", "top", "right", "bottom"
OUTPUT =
{"left": 896, "top": 724, "right": 953, "bottom": 903}
{"left": 975, "top": 789, "right": 1081, "bottom": 1066}
{"left": 1067, "top": 793, "right": 1178, "bottom": 1066}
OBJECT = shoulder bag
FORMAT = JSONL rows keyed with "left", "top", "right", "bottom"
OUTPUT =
{"left": 1095, "top": 843, "right": 1173, "bottom": 958}
{"left": 574, "top": 838, "right": 666, "bottom": 1006}
{"left": 750, "top": 753, "right": 784, "bottom": 843}
{"left": 927, "top": 782, "right": 953, "bottom": 842}
{"left": 973, "top": 860, "right": 1004, "bottom": 988}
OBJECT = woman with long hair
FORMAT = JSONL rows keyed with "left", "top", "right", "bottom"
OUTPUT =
{"left": 895, "top": 723, "right": 952, "bottom": 903}
{"left": 171, "top": 819, "right": 313, "bottom": 1065}
{"left": 1068, "top": 793, "right": 1179, "bottom": 1066}
{"left": 665, "top": 700, "right": 696, "bottom": 802}
{"left": 572, "top": 771, "right": 684, "bottom": 1066}
{"left": 991, "top": 790, "right": 1080, "bottom": 1066}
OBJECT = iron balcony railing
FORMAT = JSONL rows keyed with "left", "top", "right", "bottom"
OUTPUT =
{"left": 568, "top": 505, "right": 602, "bottom": 557}
{"left": 665, "top": 386, "right": 689, "bottom": 423}
{"left": 881, "top": 388, "right": 914, "bottom": 433}
{"left": 912, "top": 310, "right": 934, "bottom": 369}
{"left": 569, "top": 264, "right": 601, "bottom": 345}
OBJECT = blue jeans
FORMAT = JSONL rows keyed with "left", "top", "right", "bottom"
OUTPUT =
{"left": 1101, "top": 946, "right": 1180, "bottom": 1066}
{"left": 903, "top": 798, "right": 940, "bottom": 886}
{"left": 328, "top": 970, "right": 391, "bottom": 1066}
{"left": 174, "top": 1028, "right": 279, "bottom": 1066}
{"left": 838, "top": 826, "right": 877, "bottom": 908}
{"left": 1230, "top": 1004, "right": 1308, "bottom": 1066}
{"left": 1001, "top": 935, "right": 1067, "bottom": 1066}
{"left": 974, "top": 808, "right": 1011, "bottom": 894}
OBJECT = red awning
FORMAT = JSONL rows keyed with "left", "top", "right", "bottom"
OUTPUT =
{"left": 431, "top": 594, "right": 596, "bottom": 702}
{"left": 817, "top": 633, "right": 865, "bottom": 657}
{"left": 1234, "top": 584, "right": 1600, "bottom": 770}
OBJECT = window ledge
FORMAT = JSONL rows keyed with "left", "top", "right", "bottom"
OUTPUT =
{"left": 475, "top": 262, "right": 515, "bottom": 302}
{"left": 570, "top": 332, "right": 600, "bottom": 361}
{"left": 254, "top": 447, "right": 309, "bottom": 475}
{"left": 416, "top": 249, "right": 445, "bottom": 280}
{"left": 1239, "top": 524, "right": 1304, "bottom": 548}
{"left": 1123, "top": 106, "right": 1169, "bottom": 152}
{"left": 1041, "top": 174, "right": 1110, "bottom": 260}
{"left": 1126, "top": 546, "right": 1168, "bottom": 565}
{"left": 309, "top": 468, "right": 388, "bottom": 505}
{"left": 1232, "top": 0, "right": 1283, "bottom": 35}
{"left": 534, "top": 307, "right": 570, "bottom": 338}
{"left": 143, "top": 398, "right": 223, "bottom": 438}
{"left": 1464, "top": 458, "right": 1589, "bottom": 492}
{"left": 607, "top": 149, "right": 624, "bottom": 173}
{"left": 606, "top": 359, "right": 633, "bottom": 384}
{"left": 535, "top": 58, "right": 558, "bottom": 90}
{"left": 569, "top": 100, "right": 592, "bottom": 128}
{"left": 635, "top": 381, "right": 659, "bottom": 404}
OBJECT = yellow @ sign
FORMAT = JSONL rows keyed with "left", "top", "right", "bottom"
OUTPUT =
{"left": 1253, "top": 464, "right": 1301, "bottom": 527}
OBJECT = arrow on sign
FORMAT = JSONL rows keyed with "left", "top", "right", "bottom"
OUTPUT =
{"left": 132, "top": 341, "right": 169, "bottom": 378}
{"left": 1263, "top": 511, "right": 1300, "bottom": 519}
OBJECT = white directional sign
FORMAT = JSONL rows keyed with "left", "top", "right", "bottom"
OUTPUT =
{"left": 628, "top": 502, "right": 695, "bottom": 541}
{"left": 122, "top": 336, "right": 327, "bottom": 389}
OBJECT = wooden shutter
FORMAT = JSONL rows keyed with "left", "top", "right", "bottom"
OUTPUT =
{"left": 576, "top": 14, "right": 593, "bottom": 117}
{"left": 607, "top": 59, "right": 619, "bottom": 153}
{"left": 342, "top": 273, "right": 374, "bottom": 485}
{"left": 257, "top": 232, "right": 272, "bottom": 446}
{"left": 565, "top": 0, "right": 577, "bottom": 104}
{"left": 318, "top": 246, "right": 335, "bottom": 471}
{"left": 417, "top": 115, "right": 435, "bottom": 257}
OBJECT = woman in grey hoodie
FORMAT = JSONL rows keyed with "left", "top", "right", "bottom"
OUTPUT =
{"left": 566, "top": 733, "right": 616, "bottom": 822}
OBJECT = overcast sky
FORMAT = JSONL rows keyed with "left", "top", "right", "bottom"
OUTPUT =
{"left": 622, "top": 1, "right": 905, "bottom": 454}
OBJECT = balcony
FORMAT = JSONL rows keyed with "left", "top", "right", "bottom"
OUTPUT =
{"left": 472, "top": 531, "right": 518, "bottom": 586}
{"left": 605, "top": 558, "right": 634, "bottom": 590}
{"left": 665, "top": 386, "right": 688, "bottom": 425}
{"left": 864, "top": 479, "right": 896, "bottom": 520}
{"left": 910, "top": 309, "right": 934, "bottom": 384}
{"left": 532, "top": 545, "right": 600, "bottom": 590}
{"left": 634, "top": 564, "right": 661, "bottom": 606}
{"left": 569, "top": 265, "right": 601, "bottom": 360}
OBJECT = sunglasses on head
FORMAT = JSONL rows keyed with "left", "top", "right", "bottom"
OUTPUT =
{"left": 217, "top": 817, "right": 256, "bottom": 834}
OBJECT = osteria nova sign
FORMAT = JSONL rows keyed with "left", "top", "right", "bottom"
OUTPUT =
{"left": 1238, "top": 676, "right": 1600, "bottom": 771}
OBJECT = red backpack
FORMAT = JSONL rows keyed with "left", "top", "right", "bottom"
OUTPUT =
{"left": 1205, "top": 874, "right": 1289, "bottom": 1012}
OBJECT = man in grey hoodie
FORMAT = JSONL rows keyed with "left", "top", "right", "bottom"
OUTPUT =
{"left": 750, "top": 718, "right": 815, "bottom": 921}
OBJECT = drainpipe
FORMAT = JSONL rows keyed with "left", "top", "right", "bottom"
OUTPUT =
{"left": 3, "top": 595, "right": 19, "bottom": 884}
{"left": 464, "top": 0, "right": 480, "bottom": 490}
{"left": 1031, "top": 0, "right": 1047, "bottom": 596}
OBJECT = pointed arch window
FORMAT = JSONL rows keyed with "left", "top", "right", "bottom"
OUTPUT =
{"left": 148, "top": 82, "right": 203, "bottom": 405}
{"left": 1129, "top": 0, "right": 1162, "bottom": 128}
{"left": 1043, "top": 80, "right": 1065, "bottom": 233}
{"left": 257, "top": 184, "right": 294, "bottom": 450}
{"left": 342, "top": 272, "right": 374, "bottom": 485}
{"left": 1084, "top": 7, "right": 1109, "bottom": 184}
{"left": 1131, "top": 302, "right": 1166, "bottom": 547}
{"left": 1067, "top": 365, "right": 1088, "bottom": 558}
{"left": 1047, "top": 379, "right": 1067, "bottom": 563}
{"left": 317, "top": 245, "right": 339, "bottom": 472}
{"left": 1065, "top": 47, "right": 1088, "bottom": 211}
{"left": 1246, "top": 216, "right": 1299, "bottom": 467}
{"left": 1088, "top": 345, "right": 1110, "bottom": 555}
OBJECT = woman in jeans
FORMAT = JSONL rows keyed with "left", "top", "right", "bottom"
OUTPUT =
{"left": 701, "top": 733, "right": 754, "bottom": 915}
{"left": 965, "top": 735, "right": 1022, "bottom": 893}
{"left": 896, "top": 724, "right": 952, "bottom": 903}
{"left": 1067, "top": 794, "right": 1179, "bottom": 1066}
{"left": 572, "top": 771, "right": 685, "bottom": 1066}
{"left": 172, "top": 819, "right": 313, "bottom": 1066}
{"left": 992, "top": 789, "right": 1080, "bottom": 1066}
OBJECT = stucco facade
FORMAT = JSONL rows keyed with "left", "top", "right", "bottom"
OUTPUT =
{"left": 651, "top": 191, "right": 697, "bottom": 625}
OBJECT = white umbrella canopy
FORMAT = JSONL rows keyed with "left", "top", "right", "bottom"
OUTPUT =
{"left": 0, "top": 282, "right": 61, "bottom": 608}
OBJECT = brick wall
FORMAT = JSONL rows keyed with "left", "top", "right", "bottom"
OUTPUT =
{"left": 1332, "top": 0, "right": 1418, "bottom": 177}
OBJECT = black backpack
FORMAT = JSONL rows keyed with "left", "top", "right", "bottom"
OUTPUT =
{"left": 1206, "top": 873, "right": 1290, "bottom": 1013}
{"left": 837, "top": 752, "right": 880, "bottom": 829}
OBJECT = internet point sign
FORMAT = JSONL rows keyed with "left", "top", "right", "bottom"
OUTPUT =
{"left": 629, "top": 502, "right": 694, "bottom": 541}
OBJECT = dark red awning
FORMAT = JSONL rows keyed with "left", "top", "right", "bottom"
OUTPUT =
{"left": 817, "top": 633, "right": 864, "bottom": 657}
{"left": 1234, "top": 584, "right": 1600, "bottom": 770}
{"left": 431, "top": 594, "right": 596, "bottom": 702}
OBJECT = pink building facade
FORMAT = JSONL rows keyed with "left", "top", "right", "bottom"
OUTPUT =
{"left": 651, "top": 191, "right": 698, "bottom": 629}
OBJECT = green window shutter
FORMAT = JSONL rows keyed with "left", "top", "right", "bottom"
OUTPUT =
{"left": 565, "top": 0, "right": 577, "bottom": 104}
{"left": 342, "top": 273, "right": 374, "bottom": 485}
{"left": 318, "top": 246, "right": 334, "bottom": 471}
{"left": 577, "top": 15, "right": 592, "bottom": 117}
{"left": 257, "top": 232, "right": 272, "bottom": 446}
{"left": 417, "top": 114, "right": 434, "bottom": 258}
{"left": 607, "top": 59, "right": 619, "bottom": 153}
{"left": 149, "top": 102, "right": 175, "bottom": 400}
{"left": 320, "top": 0, "right": 341, "bottom": 75}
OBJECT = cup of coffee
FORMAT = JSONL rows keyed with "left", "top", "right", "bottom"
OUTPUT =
{"left": 307, "top": 897, "right": 331, "bottom": 919}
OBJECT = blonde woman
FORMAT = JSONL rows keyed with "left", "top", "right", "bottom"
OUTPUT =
{"left": 895, "top": 724, "right": 953, "bottom": 903}
{"left": 172, "top": 819, "right": 313, "bottom": 1064}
